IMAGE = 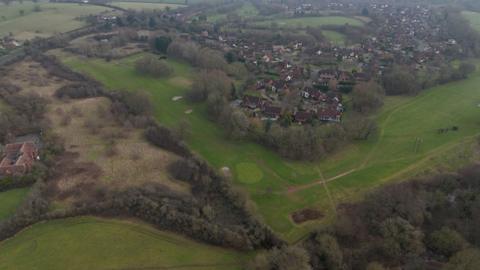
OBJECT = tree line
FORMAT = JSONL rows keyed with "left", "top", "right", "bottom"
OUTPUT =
{"left": 382, "top": 62, "right": 476, "bottom": 96}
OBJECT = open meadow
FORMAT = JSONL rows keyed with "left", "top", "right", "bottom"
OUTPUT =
{"left": 0, "top": 216, "right": 247, "bottom": 270}
{"left": 2, "top": 58, "right": 188, "bottom": 208}
{"left": 463, "top": 11, "right": 480, "bottom": 32}
{"left": 322, "top": 30, "right": 346, "bottom": 45}
{"left": 0, "top": 2, "right": 114, "bottom": 40}
{"left": 111, "top": 2, "right": 184, "bottom": 11}
{"left": 251, "top": 16, "right": 362, "bottom": 45}
{"left": 0, "top": 188, "right": 30, "bottom": 221}
{"left": 208, "top": 2, "right": 259, "bottom": 22}
{"left": 255, "top": 16, "right": 364, "bottom": 29}
{"left": 57, "top": 50, "right": 480, "bottom": 242}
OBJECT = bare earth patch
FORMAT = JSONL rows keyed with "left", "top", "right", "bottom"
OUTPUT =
{"left": 172, "top": 96, "right": 183, "bottom": 101}
{"left": 169, "top": 76, "right": 192, "bottom": 88}
{"left": 291, "top": 208, "right": 324, "bottom": 224}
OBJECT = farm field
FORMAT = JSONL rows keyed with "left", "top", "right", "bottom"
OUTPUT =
{"left": 111, "top": 2, "right": 184, "bottom": 11}
{"left": 0, "top": 2, "right": 114, "bottom": 40}
{"left": 0, "top": 188, "right": 30, "bottom": 221}
{"left": 58, "top": 51, "right": 480, "bottom": 242}
{"left": 256, "top": 16, "right": 364, "bottom": 28}
{"left": 0, "top": 216, "right": 247, "bottom": 270}
{"left": 463, "top": 11, "right": 480, "bottom": 32}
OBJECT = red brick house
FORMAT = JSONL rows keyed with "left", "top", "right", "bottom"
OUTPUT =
{"left": 294, "top": 111, "right": 312, "bottom": 124}
{"left": 263, "top": 105, "right": 282, "bottom": 120}
{"left": 318, "top": 108, "right": 341, "bottom": 122}
{"left": 0, "top": 142, "right": 38, "bottom": 176}
{"left": 242, "top": 95, "right": 265, "bottom": 110}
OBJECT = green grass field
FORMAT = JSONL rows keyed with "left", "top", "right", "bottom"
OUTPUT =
{"left": 58, "top": 51, "right": 480, "bottom": 242}
{"left": 0, "top": 99, "right": 8, "bottom": 112}
{"left": 0, "top": 188, "right": 30, "bottom": 221}
{"left": 0, "top": 2, "right": 113, "bottom": 40}
{"left": 0, "top": 216, "right": 247, "bottom": 270}
{"left": 322, "top": 30, "right": 346, "bottom": 45}
{"left": 463, "top": 11, "right": 480, "bottom": 32}
{"left": 111, "top": 2, "right": 184, "bottom": 11}
{"left": 256, "top": 16, "right": 364, "bottom": 29}
{"left": 209, "top": 2, "right": 259, "bottom": 22}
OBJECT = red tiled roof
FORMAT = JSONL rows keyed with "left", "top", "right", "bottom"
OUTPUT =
{"left": 295, "top": 111, "right": 312, "bottom": 123}
{"left": 0, "top": 142, "right": 37, "bottom": 176}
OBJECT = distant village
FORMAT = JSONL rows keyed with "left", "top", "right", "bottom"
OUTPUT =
{"left": 181, "top": 2, "right": 459, "bottom": 125}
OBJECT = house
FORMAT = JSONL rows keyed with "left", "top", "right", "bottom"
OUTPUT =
{"left": 317, "top": 70, "right": 338, "bottom": 90}
{"left": 318, "top": 69, "right": 337, "bottom": 81}
{"left": 354, "top": 72, "right": 369, "bottom": 82}
{"left": 294, "top": 111, "right": 312, "bottom": 124}
{"left": 338, "top": 71, "right": 353, "bottom": 84}
{"left": 272, "top": 80, "right": 288, "bottom": 93}
{"left": 242, "top": 95, "right": 264, "bottom": 110}
{"left": 0, "top": 142, "right": 39, "bottom": 176}
{"left": 309, "top": 89, "right": 328, "bottom": 102}
{"left": 263, "top": 105, "right": 282, "bottom": 120}
{"left": 2, "top": 37, "right": 21, "bottom": 50}
{"left": 318, "top": 108, "right": 341, "bottom": 122}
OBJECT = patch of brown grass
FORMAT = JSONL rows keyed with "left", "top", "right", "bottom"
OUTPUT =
{"left": 169, "top": 76, "right": 192, "bottom": 88}
{"left": 6, "top": 59, "right": 190, "bottom": 205}
{"left": 4, "top": 60, "right": 65, "bottom": 97}
{"left": 47, "top": 97, "right": 189, "bottom": 195}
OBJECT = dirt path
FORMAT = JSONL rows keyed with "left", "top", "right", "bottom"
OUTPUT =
{"left": 287, "top": 131, "right": 480, "bottom": 195}
{"left": 286, "top": 101, "right": 402, "bottom": 194}
{"left": 316, "top": 167, "right": 337, "bottom": 215}
{"left": 285, "top": 96, "right": 458, "bottom": 195}
{"left": 286, "top": 169, "right": 357, "bottom": 194}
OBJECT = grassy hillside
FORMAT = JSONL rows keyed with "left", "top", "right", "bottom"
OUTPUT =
{"left": 0, "top": 2, "right": 113, "bottom": 40}
{"left": 256, "top": 16, "right": 364, "bottom": 28}
{"left": 0, "top": 216, "right": 247, "bottom": 270}
{"left": 0, "top": 188, "right": 30, "bottom": 221}
{"left": 463, "top": 11, "right": 480, "bottom": 32}
{"left": 58, "top": 52, "right": 480, "bottom": 242}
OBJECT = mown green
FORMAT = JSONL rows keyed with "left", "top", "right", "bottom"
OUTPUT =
{"left": 0, "top": 216, "right": 247, "bottom": 270}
